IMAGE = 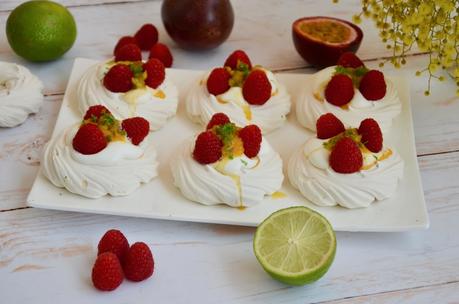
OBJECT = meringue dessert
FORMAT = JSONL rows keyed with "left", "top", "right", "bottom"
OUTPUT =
{"left": 0, "top": 61, "right": 43, "bottom": 127}
{"left": 186, "top": 50, "right": 291, "bottom": 134}
{"left": 171, "top": 113, "right": 283, "bottom": 208}
{"left": 296, "top": 52, "right": 401, "bottom": 133}
{"left": 43, "top": 105, "right": 158, "bottom": 199}
{"left": 77, "top": 52, "right": 178, "bottom": 131}
{"left": 288, "top": 113, "right": 403, "bottom": 208}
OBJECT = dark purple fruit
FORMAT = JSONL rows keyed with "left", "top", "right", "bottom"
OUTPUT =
{"left": 161, "top": 0, "right": 234, "bottom": 51}
{"left": 292, "top": 16, "right": 363, "bottom": 68}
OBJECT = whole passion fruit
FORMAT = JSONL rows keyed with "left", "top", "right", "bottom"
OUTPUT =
{"left": 161, "top": 0, "right": 234, "bottom": 51}
{"left": 292, "top": 16, "right": 363, "bottom": 68}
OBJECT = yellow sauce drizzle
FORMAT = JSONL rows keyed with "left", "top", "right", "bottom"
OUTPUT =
{"left": 313, "top": 91, "right": 324, "bottom": 102}
{"left": 213, "top": 156, "right": 261, "bottom": 209}
{"left": 271, "top": 191, "right": 287, "bottom": 199}
{"left": 154, "top": 90, "right": 166, "bottom": 99}
{"left": 217, "top": 96, "right": 252, "bottom": 121}
{"left": 361, "top": 149, "right": 393, "bottom": 170}
{"left": 340, "top": 103, "right": 350, "bottom": 110}
{"left": 214, "top": 158, "right": 244, "bottom": 208}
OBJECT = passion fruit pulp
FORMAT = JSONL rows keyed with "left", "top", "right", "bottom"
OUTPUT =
{"left": 292, "top": 16, "right": 363, "bottom": 68}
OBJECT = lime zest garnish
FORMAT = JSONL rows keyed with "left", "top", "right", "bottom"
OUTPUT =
{"left": 334, "top": 65, "right": 369, "bottom": 86}
{"left": 323, "top": 128, "right": 361, "bottom": 150}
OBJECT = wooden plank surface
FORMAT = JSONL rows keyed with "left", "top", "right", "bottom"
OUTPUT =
{"left": 0, "top": 0, "right": 458, "bottom": 303}
{"left": 324, "top": 282, "right": 459, "bottom": 304}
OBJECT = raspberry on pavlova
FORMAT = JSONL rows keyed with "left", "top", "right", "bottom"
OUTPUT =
{"left": 186, "top": 50, "right": 291, "bottom": 134}
{"left": 43, "top": 105, "right": 158, "bottom": 199}
{"left": 171, "top": 112, "right": 284, "bottom": 208}
{"left": 288, "top": 113, "right": 403, "bottom": 209}
{"left": 296, "top": 52, "right": 401, "bottom": 133}
{"left": 77, "top": 43, "right": 178, "bottom": 131}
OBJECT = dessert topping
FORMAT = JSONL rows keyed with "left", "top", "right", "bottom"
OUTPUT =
{"left": 193, "top": 130, "right": 224, "bottom": 164}
{"left": 103, "top": 64, "right": 134, "bottom": 93}
{"left": 206, "top": 112, "right": 230, "bottom": 129}
{"left": 358, "top": 118, "right": 383, "bottom": 153}
{"left": 194, "top": 113, "right": 263, "bottom": 164}
{"left": 324, "top": 74, "right": 354, "bottom": 106}
{"left": 238, "top": 124, "right": 262, "bottom": 158}
{"left": 224, "top": 49, "right": 252, "bottom": 70}
{"left": 114, "top": 43, "right": 142, "bottom": 62}
{"left": 242, "top": 69, "right": 272, "bottom": 105}
{"left": 207, "top": 67, "right": 231, "bottom": 96}
{"left": 143, "top": 58, "right": 166, "bottom": 89}
{"left": 359, "top": 69, "right": 387, "bottom": 101}
{"left": 316, "top": 113, "right": 345, "bottom": 139}
{"left": 329, "top": 137, "right": 363, "bottom": 174}
{"left": 336, "top": 52, "right": 364, "bottom": 68}
{"left": 121, "top": 117, "right": 150, "bottom": 146}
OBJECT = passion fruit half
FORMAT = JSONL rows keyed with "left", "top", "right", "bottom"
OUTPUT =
{"left": 292, "top": 16, "right": 363, "bottom": 68}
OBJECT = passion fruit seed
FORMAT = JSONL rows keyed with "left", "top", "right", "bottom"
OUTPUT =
{"left": 300, "top": 20, "right": 352, "bottom": 44}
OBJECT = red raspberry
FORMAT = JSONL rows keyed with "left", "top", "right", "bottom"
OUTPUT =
{"left": 114, "top": 36, "right": 137, "bottom": 55}
{"left": 337, "top": 52, "right": 364, "bottom": 68}
{"left": 72, "top": 123, "right": 107, "bottom": 155}
{"left": 206, "top": 113, "right": 231, "bottom": 129}
{"left": 115, "top": 43, "right": 142, "bottom": 62}
{"left": 123, "top": 242, "right": 154, "bottom": 282}
{"left": 242, "top": 70, "right": 272, "bottom": 105}
{"left": 358, "top": 118, "right": 383, "bottom": 153}
{"left": 84, "top": 105, "right": 111, "bottom": 121}
{"left": 224, "top": 50, "right": 252, "bottom": 70}
{"left": 359, "top": 70, "right": 387, "bottom": 101}
{"left": 97, "top": 229, "right": 130, "bottom": 262}
{"left": 316, "top": 113, "right": 345, "bottom": 139}
{"left": 103, "top": 64, "right": 134, "bottom": 93}
{"left": 329, "top": 137, "right": 363, "bottom": 174}
{"left": 122, "top": 117, "right": 150, "bottom": 145}
{"left": 206, "top": 67, "right": 231, "bottom": 96}
{"left": 91, "top": 252, "right": 124, "bottom": 291}
{"left": 149, "top": 43, "right": 173, "bottom": 68}
{"left": 238, "top": 124, "right": 262, "bottom": 158}
{"left": 143, "top": 58, "right": 165, "bottom": 89}
{"left": 193, "top": 131, "right": 223, "bottom": 164}
{"left": 134, "top": 23, "right": 159, "bottom": 51}
{"left": 325, "top": 74, "right": 354, "bottom": 106}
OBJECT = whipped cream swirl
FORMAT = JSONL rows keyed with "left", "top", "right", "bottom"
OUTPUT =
{"left": 77, "top": 60, "right": 178, "bottom": 130}
{"left": 0, "top": 62, "right": 43, "bottom": 127}
{"left": 186, "top": 69, "right": 291, "bottom": 134}
{"left": 288, "top": 137, "right": 404, "bottom": 208}
{"left": 296, "top": 66, "right": 401, "bottom": 133}
{"left": 42, "top": 124, "right": 158, "bottom": 198}
{"left": 171, "top": 137, "right": 283, "bottom": 208}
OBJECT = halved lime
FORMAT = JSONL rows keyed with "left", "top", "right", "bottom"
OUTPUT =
{"left": 253, "top": 206, "right": 336, "bottom": 285}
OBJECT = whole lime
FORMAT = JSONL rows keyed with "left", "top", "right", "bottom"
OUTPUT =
{"left": 6, "top": 0, "right": 77, "bottom": 62}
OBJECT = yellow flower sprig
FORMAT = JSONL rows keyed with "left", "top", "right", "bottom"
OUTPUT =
{"left": 335, "top": 0, "right": 459, "bottom": 96}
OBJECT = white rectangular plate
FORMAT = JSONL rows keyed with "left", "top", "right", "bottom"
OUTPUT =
{"left": 27, "top": 58, "right": 429, "bottom": 231}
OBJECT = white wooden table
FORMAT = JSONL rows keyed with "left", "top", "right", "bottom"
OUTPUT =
{"left": 1, "top": 1, "right": 459, "bottom": 303}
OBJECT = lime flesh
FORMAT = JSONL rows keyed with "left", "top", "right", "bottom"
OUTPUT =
{"left": 253, "top": 206, "right": 336, "bottom": 285}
